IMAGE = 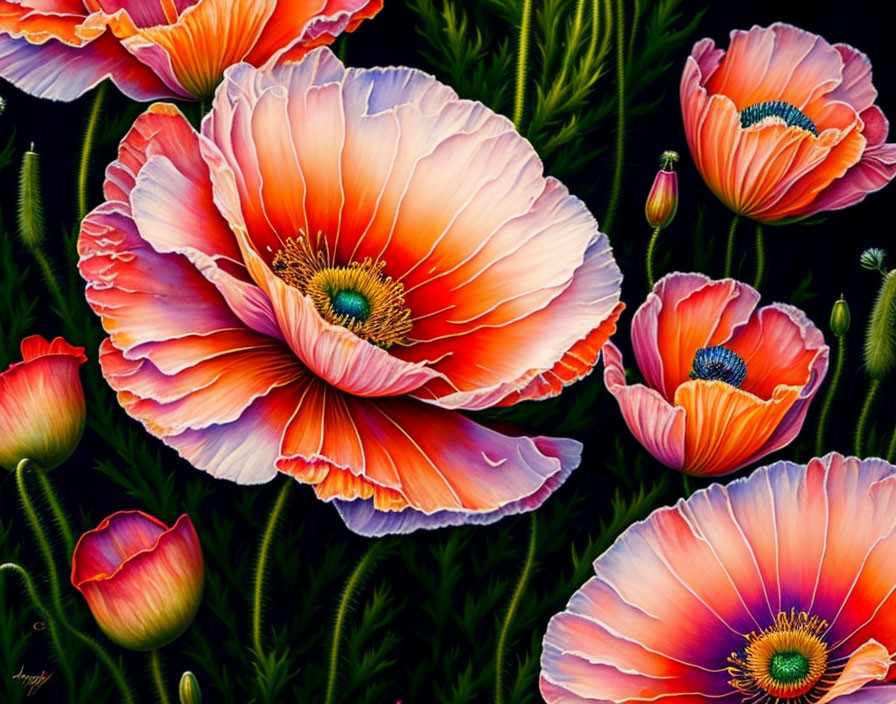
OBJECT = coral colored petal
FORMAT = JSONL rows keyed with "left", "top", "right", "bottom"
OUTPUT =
{"left": 0, "top": 0, "right": 87, "bottom": 45}
{"left": 71, "top": 511, "right": 167, "bottom": 584}
{"left": 675, "top": 380, "right": 800, "bottom": 476}
{"left": 602, "top": 342, "right": 686, "bottom": 469}
{"left": 0, "top": 31, "right": 176, "bottom": 101}
{"left": 828, "top": 44, "right": 878, "bottom": 113}
{"left": 704, "top": 23, "right": 843, "bottom": 112}
{"left": 815, "top": 640, "right": 891, "bottom": 704}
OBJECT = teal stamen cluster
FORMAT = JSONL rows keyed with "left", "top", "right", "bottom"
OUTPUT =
{"left": 740, "top": 101, "right": 818, "bottom": 137}
{"left": 770, "top": 651, "right": 811, "bottom": 685}
{"left": 690, "top": 346, "right": 747, "bottom": 387}
{"left": 331, "top": 289, "right": 371, "bottom": 322}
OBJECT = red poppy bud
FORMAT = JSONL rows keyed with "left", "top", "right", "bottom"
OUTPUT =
{"left": 645, "top": 151, "right": 679, "bottom": 229}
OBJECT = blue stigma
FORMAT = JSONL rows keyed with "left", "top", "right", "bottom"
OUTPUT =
{"left": 740, "top": 101, "right": 818, "bottom": 137}
{"left": 331, "top": 290, "right": 370, "bottom": 321}
{"left": 690, "top": 346, "right": 747, "bottom": 387}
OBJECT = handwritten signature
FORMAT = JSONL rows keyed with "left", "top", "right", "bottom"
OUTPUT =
{"left": 12, "top": 666, "right": 52, "bottom": 696}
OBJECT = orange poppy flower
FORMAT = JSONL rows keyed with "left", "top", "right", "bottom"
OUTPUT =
{"left": 0, "top": 0, "right": 382, "bottom": 100}
{"left": 681, "top": 23, "right": 896, "bottom": 223}
{"left": 603, "top": 273, "right": 828, "bottom": 476}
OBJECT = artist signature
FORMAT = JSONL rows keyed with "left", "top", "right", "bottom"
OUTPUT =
{"left": 12, "top": 666, "right": 52, "bottom": 696}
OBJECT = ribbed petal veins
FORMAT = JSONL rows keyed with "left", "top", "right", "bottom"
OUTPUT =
{"left": 540, "top": 455, "right": 896, "bottom": 703}
{"left": 78, "top": 49, "right": 620, "bottom": 534}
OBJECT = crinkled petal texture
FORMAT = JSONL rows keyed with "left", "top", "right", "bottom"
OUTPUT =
{"left": 540, "top": 454, "right": 896, "bottom": 703}
{"left": 0, "top": 335, "right": 86, "bottom": 471}
{"left": 681, "top": 22, "right": 896, "bottom": 223}
{"left": 604, "top": 272, "right": 827, "bottom": 476}
{"left": 0, "top": 0, "right": 382, "bottom": 100}
{"left": 72, "top": 511, "right": 204, "bottom": 651}
{"left": 78, "top": 48, "right": 622, "bottom": 536}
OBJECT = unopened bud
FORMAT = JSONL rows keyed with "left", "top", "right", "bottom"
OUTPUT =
{"left": 830, "top": 296, "right": 850, "bottom": 337}
{"left": 179, "top": 671, "right": 201, "bottom": 704}
{"left": 645, "top": 151, "right": 679, "bottom": 229}
{"left": 17, "top": 144, "right": 45, "bottom": 250}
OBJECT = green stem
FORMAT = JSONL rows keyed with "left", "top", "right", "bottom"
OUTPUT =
{"left": 251, "top": 480, "right": 292, "bottom": 656}
{"left": 495, "top": 514, "right": 538, "bottom": 704}
{"left": 15, "top": 459, "right": 64, "bottom": 612}
{"left": 557, "top": 0, "right": 587, "bottom": 86}
{"left": 815, "top": 335, "right": 846, "bottom": 456}
{"left": 512, "top": 0, "right": 533, "bottom": 130}
{"left": 586, "top": 0, "right": 600, "bottom": 62}
{"left": 681, "top": 474, "right": 693, "bottom": 497}
{"left": 887, "top": 423, "right": 896, "bottom": 464}
{"left": 855, "top": 378, "right": 881, "bottom": 457}
{"left": 0, "top": 563, "right": 75, "bottom": 698}
{"left": 723, "top": 214, "right": 740, "bottom": 278}
{"left": 645, "top": 226, "right": 661, "bottom": 289}
{"left": 33, "top": 465, "right": 74, "bottom": 560}
{"left": 753, "top": 224, "right": 765, "bottom": 290}
{"left": 602, "top": 0, "right": 625, "bottom": 234}
{"left": 150, "top": 650, "right": 171, "bottom": 704}
{"left": 324, "top": 543, "right": 380, "bottom": 704}
{"left": 31, "top": 247, "right": 70, "bottom": 319}
{"left": 77, "top": 82, "right": 107, "bottom": 222}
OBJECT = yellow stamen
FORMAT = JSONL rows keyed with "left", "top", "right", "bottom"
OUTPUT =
{"left": 272, "top": 235, "right": 412, "bottom": 349}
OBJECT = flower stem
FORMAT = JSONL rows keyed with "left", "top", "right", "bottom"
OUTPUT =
{"left": 512, "top": 0, "right": 533, "bottom": 130}
{"left": 646, "top": 226, "right": 661, "bottom": 289}
{"left": 855, "top": 378, "right": 881, "bottom": 457}
{"left": 723, "top": 214, "right": 740, "bottom": 278}
{"left": 603, "top": 0, "right": 626, "bottom": 234}
{"left": 887, "top": 424, "right": 896, "bottom": 463}
{"left": 815, "top": 334, "right": 846, "bottom": 456}
{"left": 149, "top": 650, "right": 171, "bottom": 704}
{"left": 495, "top": 513, "right": 538, "bottom": 704}
{"left": 681, "top": 473, "right": 692, "bottom": 497}
{"left": 753, "top": 224, "right": 765, "bottom": 289}
{"left": 324, "top": 543, "right": 381, "bottom": 704}
{"left": 77, "top": 82, "right": 107, "bottom": 222}
{"left": 0, "top": 563, "right": 75, "bottom": 698}
{"left": 251, "top": 480, "right": 292, "bottom": 657}
{"left": 33, "top": 465, "right": 74, "bottom": 560}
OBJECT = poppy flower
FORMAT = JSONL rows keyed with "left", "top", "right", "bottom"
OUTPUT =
{"left": 603, "top": 272, "right": 827, "bottom": 476}
{"left": 77, "top": 49, "right": 624, "bottom": 536}
{"left": 541, "top": 453, "right": 896, "bottom": 703}
{"left": 72, "top": 511, "right": 204, "bottom": 651}
{"left": 0, "top": 335, "right": 86, "bottom": 472}
{"left": 0, "top": 0, "right": 382, "bottom": 101}
{"left": 681, "top": 22, "right": 896, "bottom": 223}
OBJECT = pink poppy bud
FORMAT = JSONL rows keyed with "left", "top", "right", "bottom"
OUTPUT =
{"left": 645, "top": 151, "right": 679, "bottom": 229}
{"left": 0, "top": 335, "right": 86, "bottom": 471}
{"left": 71, "top": 512, "right": 204, "bottom": 651}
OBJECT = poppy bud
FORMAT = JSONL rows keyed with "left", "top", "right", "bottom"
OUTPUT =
{"left": 71, "top": 512, "right": 204, "bottom": 651}
{"left": 0, "top": 336, "right": 86, "bottom": 472}
{"left": 179, "top": 671, "right": 201, "bottom": 704}
{"left": 645, "top": 151, "right": 679, "bottom": 229}
{"left": 830, "top": 296, "right": 850, "bottom": 338}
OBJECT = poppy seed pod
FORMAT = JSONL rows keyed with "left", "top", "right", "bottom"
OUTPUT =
{"left": 72, "top": 512, "right": 204, "bottom": 651}
{"left": 831, "top": 297, "right": 851, "bottom": 337}
{"left": 645, "top": 151, "right": 679, "bottom": 229}
{"left": 179, "top": 671, "right": 201, "bottom": 704}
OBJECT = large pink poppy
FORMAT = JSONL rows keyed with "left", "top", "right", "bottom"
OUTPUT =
{"left": 0, "top": 0, "right": 381, "bottom": 101}
{"left": 541, "top": 453, "right": 896, "bottom": 703}
{"left": 681, "top": 23, "right": 896, "bottom": 223}
{"left": 77, "top": 48, "right": 624, "bottom": 536}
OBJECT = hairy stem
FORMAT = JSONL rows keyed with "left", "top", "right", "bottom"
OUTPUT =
{"left": 512, "top": 0, "right": 533, "bottom": 130}
{"left": 887, "top": 422, "right": 896, "bottom": 464}
{"left": 324, "top": 543, "right": 381, "bottom": 704}
{"left": 0, "top": 563, "right": 75, "bottom": 698}
{"left": 150, "top": 650, "right": 171, "bottom": 704}
{"left": 753, "top": 224, "right": 765, "bottom": 290}
{"left": 495, "top": 513, "right": 538, "bottom": 704}
{"left": 251, "top": 480, "right": 292, "bottom": 656}
{"left": 77, "top": 82, "right": 107, "bottom": 222}
{"left": 855, "top": 378, "right": 881, "bottom": 457}
{"left": 603, "top": 0, "right": 626, "bottom": 233}
{"left": 645, "top": 226, "right": 661, "bottom": 289}
{"left": 723, "top": 214, "right": 740, "bottom": 278}
{"left": 815, "top": 335, "right": 846, "bottom": 456}
{"left": 33, "top": 465, "right": 74, "bottom": 560}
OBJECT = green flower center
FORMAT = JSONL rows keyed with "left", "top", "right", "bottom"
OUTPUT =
{"left": 740, "top": 100, "right": 818, "bottom": 137}
{"left": 769, "top": 651, "right": 811, "bottom": 685}
{"left": 331, "top": 289, "right": 371, "bottom": 322}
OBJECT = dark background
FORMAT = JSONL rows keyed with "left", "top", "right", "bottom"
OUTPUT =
{"left": 1, "top": 1, "right": 895, "bottom": 702}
